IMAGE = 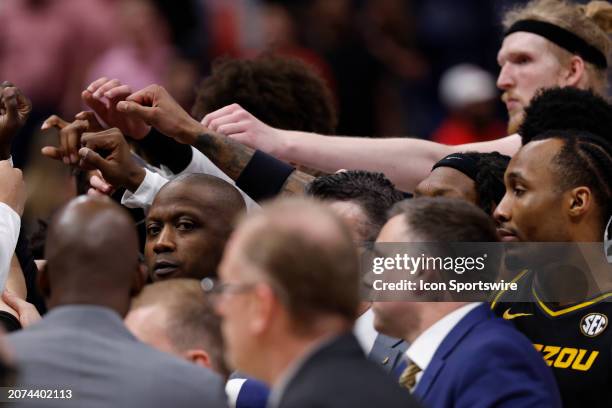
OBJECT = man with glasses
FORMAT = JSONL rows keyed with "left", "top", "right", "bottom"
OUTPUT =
{"left": 207, "top": 197, "right": 419, "bottom": 408}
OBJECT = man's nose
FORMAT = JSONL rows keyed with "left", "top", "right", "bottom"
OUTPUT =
{"left": 493, "top": 192, "right": 512, "bottom": 225}
{"left": 153, "top": 226, "right": 176, "bottom": 253}
{"left": 497, "top": 63, "right": 514, "bottom": 91}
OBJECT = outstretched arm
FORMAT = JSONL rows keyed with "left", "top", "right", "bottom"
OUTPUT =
{"left": 116, "top": 84, "right": 314, "bottom": 196}
{"left": 202, "top": 104, "right": 522, "bottom": 192}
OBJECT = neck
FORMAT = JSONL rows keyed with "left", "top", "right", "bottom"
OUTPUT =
{"left": 357, "top": 302, "right": 371, "bottom": 316}
{"left": 47, "top": 293, "right": 130, "bottom": 318}
{"left": 257, "top": 318, "right": 351, "bottom": 386}
{"left": 404, "top": 302, "right": 468, "bottom": 343}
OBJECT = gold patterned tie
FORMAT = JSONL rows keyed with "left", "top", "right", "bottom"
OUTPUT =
{"left": 398, "top": 362, "right": 421, "bottom": 391}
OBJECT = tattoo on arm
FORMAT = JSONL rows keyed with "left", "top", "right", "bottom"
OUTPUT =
{"left": 194, "top": 132, "right": 315, "bottom": 195}
{"left": 194, "top": 132, "right": 255, "bottom": 180}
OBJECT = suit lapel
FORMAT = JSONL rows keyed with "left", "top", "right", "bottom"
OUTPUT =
{"left": 369, "top": 334, "right": 406, "bottom": 372}
{"left": 413, "top": 304, "right": 490, "bottom": 400}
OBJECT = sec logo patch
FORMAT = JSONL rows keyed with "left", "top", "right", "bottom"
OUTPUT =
{"left": 580, "top": 313, "right": 608, "bottom": 337}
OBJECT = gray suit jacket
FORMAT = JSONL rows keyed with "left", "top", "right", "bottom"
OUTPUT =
{"left": 368, "top": 334, "right": 407, "bottom": 373}
{"left": 7, "top": 305, "right": 228, "bottom": 408}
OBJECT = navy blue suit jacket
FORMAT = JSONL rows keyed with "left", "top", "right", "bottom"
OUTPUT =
{"left": 412, "top": 304, "right": 562, "bottom": 408}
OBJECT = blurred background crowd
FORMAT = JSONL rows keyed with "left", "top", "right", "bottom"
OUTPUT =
{"left": 1, "top": 0, "right": 607, "bottom": 265}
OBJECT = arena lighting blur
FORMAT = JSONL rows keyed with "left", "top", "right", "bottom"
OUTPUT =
{"left": 605, "top": 216, "right": 612, "bottom": 264}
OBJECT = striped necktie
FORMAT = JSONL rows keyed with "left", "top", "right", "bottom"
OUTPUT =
{"left": 398, "top": 362, "right": 421, "bottom": 391}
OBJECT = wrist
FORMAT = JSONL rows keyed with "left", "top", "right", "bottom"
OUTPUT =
{"left": 125, "top": 165, "right": 146, "bottom": 192}
{"left": 271, "top": 128, "right": 291, "bottom": 160}
{"left": 178, "top": 118, "right": 205, "bottom": 145}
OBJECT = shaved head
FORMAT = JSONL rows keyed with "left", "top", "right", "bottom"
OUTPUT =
{"left": 44, "top": 196, "right": 141, "bottom": 314}
{"left": 145, "top": 174, "right": 246, "bottom": 281}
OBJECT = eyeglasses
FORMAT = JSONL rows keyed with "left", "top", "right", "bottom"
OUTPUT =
{"left": 200, "top": 277, "right": 259, "bottom": 297}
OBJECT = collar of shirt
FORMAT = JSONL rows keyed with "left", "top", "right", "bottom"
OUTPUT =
{"left": 353, "top": 307, "right": 378, "bottom": 354}
{"left": 405, "top": 302, "right": 481, "bottom": 385}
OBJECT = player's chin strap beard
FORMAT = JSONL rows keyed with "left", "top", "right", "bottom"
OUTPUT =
{"left": 605, "top": 215, "right": 612, "bottom": 264}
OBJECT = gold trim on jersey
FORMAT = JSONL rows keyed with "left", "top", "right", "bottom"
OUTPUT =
{"left": 490, "top": 269, "right": 529, "bottom": 310}
{"left": 532, "top": 288, "right": 612, "bottom": 317}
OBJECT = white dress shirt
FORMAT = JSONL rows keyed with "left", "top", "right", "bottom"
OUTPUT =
{"left": 0, "top": 202, "right": 20, "bottom": 292}
{"left": 353, "top": 307, "right": 378, "bottom": 355}
{"left": 405, "top": 302, "right": 482, "bottom": 388}
{"left": 122, "top": 147, "right": 259, "bottom": 211}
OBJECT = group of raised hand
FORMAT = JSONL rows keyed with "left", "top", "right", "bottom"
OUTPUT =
{"left": 41, "top": 77, "right": 210, "bottom": 195}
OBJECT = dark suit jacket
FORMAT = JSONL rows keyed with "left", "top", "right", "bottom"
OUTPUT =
{"left": 276, "top": 333, "right": 420, "bottom": 408}
{"left": 369, "top": 333, "right": 407, "bottom": 373}
{"left": 7, "top": 305, "right": 228, "bottom": 408}
{"left": 413, "top": 304, "right": 562, "bottom": 408}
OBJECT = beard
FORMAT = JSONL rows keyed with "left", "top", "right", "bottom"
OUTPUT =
{"left": 506, "top": 109, "right": 525, "bottom": 135}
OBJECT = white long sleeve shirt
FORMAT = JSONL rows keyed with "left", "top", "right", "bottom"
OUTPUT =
{"left": 122, "top": 147, "right": 259, "bottom": 212}
{"left": 0, "top": 202, "right": 20, "bottom": 292}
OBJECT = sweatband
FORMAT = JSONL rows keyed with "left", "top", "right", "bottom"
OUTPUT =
{"left": 236, "top": 150, "right": 295, "bottom": 201}
{"left": 432, "top": 153, "right": 479, "bottom": 181}
{"left": 505, "top": 19, "right": 607, "bottom": 69}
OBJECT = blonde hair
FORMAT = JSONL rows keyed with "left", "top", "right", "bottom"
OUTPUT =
{"left": 503, "top": 0, "right": 612, "bottom": 94}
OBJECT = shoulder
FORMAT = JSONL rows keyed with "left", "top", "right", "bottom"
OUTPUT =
{"left": 286, "top": 352, "right": 416, "bottom": 407}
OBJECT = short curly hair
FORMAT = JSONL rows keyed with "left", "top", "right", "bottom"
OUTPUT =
{"left": 519, "top": 87, "right": 612, "bottom": 145}
{"left": 191, "top": 54, "right": 337, "bottom": 133}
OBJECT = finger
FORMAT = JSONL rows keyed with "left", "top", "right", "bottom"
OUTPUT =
{"left": 80, "top": 128, "right": 124, "bottom": 152}
{"left": 216, "top": 121, "right": 248, "bottom": 136}
{"left": 61, "top": 120, "right": 88, "bottom": 164}
{"left": 2, "top": 87, "right": 18, "bottom": 125}
{"left": 86, "top": 77, "right": 109, "bottom": 93}
{"left": 104, "top": 84, "right": 132, "bottom": 100}
{"left": 2, "top": 290, "right": 41, "bottom": 327}
{"left": 41, "top": 115, "right": 70, "bottom": 130}
{"left": 82, "top": 90, "right": 109, "bottom": 116}
{"left": 201, "top": 103, "right": 242, "bottom": 128}
{"left": 0, "top": 81, "right": 15, "bottom": 88}
{"left": 11, "top": 88, "right": 32, "bottom": 120}
{"left": 89, "top": 174, "right": 112, "bottom": 193}
{"left": 93, "top": 79, "right": 121, "bottom": 98}
{"left": 75, "top": 111, "right": 104, "bottom": 131}
{"left": 87, "top": 187, "right": 106, "bottom": 197}
{"left": 125, "top": 84, "right": 160, "bottom": 105}
{"left": 209, "top": 110, "right": 246, "bottom": 132}
{"left": 41, "top": 146, "right": 63, "bottom": 160}
{"left": 227, "top": 132, "right": 253, "bottom": 147}
{"left": 2, "top": 289, "right": 23, "bottom": 311}
{"left": 116, "top": 101, "right": 155, "bottom": 122}
{"left": 78, "top": 147, "right": 111, "bottom": 175}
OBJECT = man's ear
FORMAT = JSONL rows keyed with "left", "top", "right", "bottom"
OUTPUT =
{"left": 561, "top": 55, "right": 586, "bottom": 88}
{"left": 251, "top": 284, "right": 276, "bottom": 335}
{"left": 568, "top": 186, "right": 592, "bottom": 218}
{"left": 130, "top": 263, "right": 147, "bottom": 297}
{"left": 183, "top": 349, "right": 213, "bottom": 370}
{"left": 37, "top": 264, "right": 51, "bottom": 299}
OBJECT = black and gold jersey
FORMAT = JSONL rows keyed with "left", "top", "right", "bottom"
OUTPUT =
{"left": 492, "top": 270, "right": 612, "bottom": 408}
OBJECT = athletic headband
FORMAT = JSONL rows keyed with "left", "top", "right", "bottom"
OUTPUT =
{"left": 505, "top": 19, "right": 608, "bottom": 69}
{"left": 431, "top": 153, "right": 479, "bottom": 182}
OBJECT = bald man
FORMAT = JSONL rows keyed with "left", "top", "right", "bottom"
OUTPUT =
{"left": 145, "top": 173, "right": 246, "bottom": 281}
{"left": 6, "top": 196, "right": 227, "bottom": 408}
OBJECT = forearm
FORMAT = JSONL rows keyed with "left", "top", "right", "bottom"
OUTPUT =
{"left": 275, "top": 131, "right": 522, "bottom": 192}
{"left": 136, "top": 128, "right": 192, "bottom": 173}
{"left": 277, "top": 131, "right": 448, "bottom": 192}
{"left": 193, "top": 133, "right": 313, "bottom": 197}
